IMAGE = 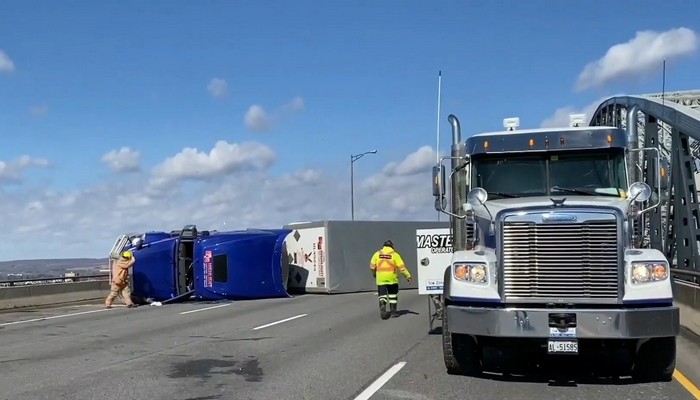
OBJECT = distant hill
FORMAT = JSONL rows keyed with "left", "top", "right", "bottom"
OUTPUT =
{"left": 0, "top": 258, "right": 109, "bottom": 279}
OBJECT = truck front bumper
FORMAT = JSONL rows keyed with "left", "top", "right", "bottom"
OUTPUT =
{"left": 446, "top": 305, "right": 680, "bottom": 339}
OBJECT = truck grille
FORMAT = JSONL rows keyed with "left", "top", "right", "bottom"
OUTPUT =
{"left": 501, "top": 219, "right": 620, "bottom": 300}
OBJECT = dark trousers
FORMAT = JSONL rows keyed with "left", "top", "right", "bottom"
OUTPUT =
{"left": 377, "top": 283, "right": 399, "bottom": 305}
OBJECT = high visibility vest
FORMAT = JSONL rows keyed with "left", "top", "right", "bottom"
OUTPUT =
{"left": 370, "top": 246, "right": 410, "bottom": 285}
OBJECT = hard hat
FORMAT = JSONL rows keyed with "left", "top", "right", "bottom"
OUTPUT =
{"left": 122, "top": 250, "right": 132, "bottom": 259}
{"left": 383, "top": 240, "right": 394, "bottom": 248}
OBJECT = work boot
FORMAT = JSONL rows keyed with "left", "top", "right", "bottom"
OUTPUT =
{"left": 379, "top": 299, "right": 390, "bottom": 320}
{"left": 390, "top": 303, "right": 398, "bottom": 318}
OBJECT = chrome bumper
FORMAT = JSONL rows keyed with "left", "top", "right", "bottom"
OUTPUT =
{"left": 446, "top": 305, "right": 680, "bottom": 339}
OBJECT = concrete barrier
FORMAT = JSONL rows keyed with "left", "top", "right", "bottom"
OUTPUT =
{"left": 674, "top": 279, "right": 700, "bottom": 337}
{"left": 0, "top": 281, "right": 111, "bottom": 310}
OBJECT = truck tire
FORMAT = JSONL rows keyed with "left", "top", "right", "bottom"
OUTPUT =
{"left": 631, "top": 336, "right": 676, "bottom": 383}
{"left": 442, "top": 295, "right": 482, "bottom": 376}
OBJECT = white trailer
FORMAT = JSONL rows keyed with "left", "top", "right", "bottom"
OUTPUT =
{"left": 282, "top": 220, "right": 449, "bottom": 294}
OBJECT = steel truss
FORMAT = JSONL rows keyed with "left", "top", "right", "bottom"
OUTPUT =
{"left": 590, "top": 90, "right": 700, "bottom": 284}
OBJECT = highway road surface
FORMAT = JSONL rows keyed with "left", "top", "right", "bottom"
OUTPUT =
{"left": 0, "top": 290, "right": 699, "bottom": 400}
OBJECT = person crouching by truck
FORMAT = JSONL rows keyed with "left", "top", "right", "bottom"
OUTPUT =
{"left": 370, "top": 240, "right": 412, "bottom": 319}
{"left": 105, "top": 250, "right": 137, "bottom": 309}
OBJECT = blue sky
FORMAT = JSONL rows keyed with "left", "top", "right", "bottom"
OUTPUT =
{"left": 0, "top": 0, "right": 699, "bottom": 260}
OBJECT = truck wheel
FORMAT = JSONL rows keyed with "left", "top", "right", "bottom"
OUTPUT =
{"left": 631, "top": 336, "right": 676, "bottom": 383}
{"left": 442, "top": 297, "right": 482, "bottom": 376}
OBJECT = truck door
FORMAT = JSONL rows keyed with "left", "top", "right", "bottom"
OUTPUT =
{"left": 131, "top": 238, "right": 178, "bottom": 301}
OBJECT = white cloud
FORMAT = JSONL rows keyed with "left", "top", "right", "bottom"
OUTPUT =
{"left": 244, "top": 105, "right": 270, "bottom": 132}
{"left": 244, "top": 97, "right": 305, "bottom": 132}
{"left": 0, "top": 143, "right": 440, "bottom": 260}
{"left": 101, "top": 147, "right": 141, "bottom": 173}
{"left": 575, "top": 27, "right": 699, "bottom": 91}
{"left": 151, "top": 140, "right": 276, "bottom": 181}
{"left": 207, "top": 78, "right": 228, "bottom": 98}
{"left": 0, "top": 155, "right": 49, "bottom": 183}
{"left": 381, "top": 145, "right": 437, "bottom": 176}
{"left": 0, "top": 50, "right": 14, "bottom": 73}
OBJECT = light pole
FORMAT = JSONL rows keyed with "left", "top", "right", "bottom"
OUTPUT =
{"left": 350, "top": 150, "right": 377, "bottom": 221}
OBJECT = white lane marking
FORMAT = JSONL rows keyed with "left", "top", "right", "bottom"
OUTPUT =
{"left": 354, "top": 362, "right": 407, "bottom": 400}
{"left": 179, "top": 303, "right": 231, "bottom": 315}
{"left": 252, "top": 313, "right": 307, "bottom": 330}
{"left": 0, "top": 308, "right": 110, "bottom": 327}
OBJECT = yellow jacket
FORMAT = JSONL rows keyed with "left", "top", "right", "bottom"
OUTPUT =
{"left": 370, "top": 246, "right": 411, "bottom": 285}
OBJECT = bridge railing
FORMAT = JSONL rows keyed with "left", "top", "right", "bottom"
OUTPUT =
{"left": 0, "top": 274, "right": 111, "bottom": 311}
{"left": 672, "top": 274, "right": 700, "bottom": 337}
{"left": 0, "top": 273, "right": 109, "bottom": 287}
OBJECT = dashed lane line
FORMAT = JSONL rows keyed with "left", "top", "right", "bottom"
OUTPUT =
{"left": 179, "top": 303, "right": 231, "bottom": 315}
{"left": 252, "top": 314, "right": 307, "bottom": 330}
{"left": 353, "top": 361, "right": 407, "bottom": 400}
{"left": 0, "top": 308, "right": 111, "bottom": 327}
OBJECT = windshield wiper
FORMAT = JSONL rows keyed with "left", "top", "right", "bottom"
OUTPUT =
{"left": 551, "top": 186, "right": 620, "bottom": 197}
{"left": 487, "top": 191, "right": 519, "bottom": 198}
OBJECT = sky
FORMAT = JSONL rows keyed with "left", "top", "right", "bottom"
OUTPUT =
{"left": 0, "top": 0, "right": 699, "bottom": 260}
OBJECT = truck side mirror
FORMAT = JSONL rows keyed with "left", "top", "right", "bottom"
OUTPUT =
{"left": 628, "top": 181, "right": 652, "bottom": 203}
{"left": 434, "top": 197, "right": 447, "bottom": 212}
{"left": 432, "top": 165, "right": 445, "bottom": 197}
{"left": 467, "top": 187, "right": 488, "bottom": 206}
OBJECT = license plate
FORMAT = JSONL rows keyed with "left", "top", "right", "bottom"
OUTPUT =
{"left": 547, "top": 339, "right": 578, "bottom": 354}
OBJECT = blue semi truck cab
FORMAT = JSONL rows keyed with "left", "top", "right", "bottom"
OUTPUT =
{"left": 108, "top": 224, "right": 292, "bottom": 303}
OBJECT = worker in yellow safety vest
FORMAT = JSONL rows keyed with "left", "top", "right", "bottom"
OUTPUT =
{"left": 370, "top": 240, "right": 412, "bottom": 319}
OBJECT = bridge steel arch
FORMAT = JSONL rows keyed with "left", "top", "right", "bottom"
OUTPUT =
{"left": 589, "top": 91, "right": 700, "bottom": 286}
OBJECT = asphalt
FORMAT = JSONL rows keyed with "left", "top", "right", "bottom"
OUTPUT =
{"left": 0, "top": 290, "right": 698, "bottom": 400}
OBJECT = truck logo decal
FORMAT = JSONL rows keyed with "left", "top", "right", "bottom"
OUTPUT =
{"left": 541, "top": 213, "right": 577, "bottom": 223}
{"left": 416, "top": 234, "right": 453, "bottom": 254}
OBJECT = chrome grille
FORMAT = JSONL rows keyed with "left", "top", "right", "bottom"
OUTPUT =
{"left": 501, "top": 219, "right": 619, "bottom": 300}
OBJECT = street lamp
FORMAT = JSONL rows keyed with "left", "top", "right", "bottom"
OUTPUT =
{"left": 350, "top": 150, "right": 378, "bottom": 221}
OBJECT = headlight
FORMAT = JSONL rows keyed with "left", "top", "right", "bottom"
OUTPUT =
{"left": 453, "top": 263, "right": 488, "bottom": 284}
{"left": 630, "top": 262, "right": 669, "bottom": 284}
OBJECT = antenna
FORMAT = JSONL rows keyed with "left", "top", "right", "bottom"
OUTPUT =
{"left": 435, "top": 70, "right": 442, "bottom": 222}
{"left": 436, "top": 70, "right": 442, "bottom": 164}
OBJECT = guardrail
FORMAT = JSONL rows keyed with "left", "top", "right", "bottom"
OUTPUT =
{"left": 671, "top": 268, "right": 700, "bottom": 280}
{"left": 0, "top": 273, "right": 109, "bottom": 287}
{"left": 0, "top": 274, "right": 112, "bottom": 311}
{"left": 672, "top": 268, "right": 700, "bottom": 337}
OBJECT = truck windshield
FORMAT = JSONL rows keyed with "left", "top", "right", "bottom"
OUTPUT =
{"left": 471, "top": 149, "right": 627, "bottom": 199}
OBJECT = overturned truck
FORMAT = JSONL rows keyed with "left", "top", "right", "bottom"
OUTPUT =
{"left": 109, "top": 225, "right": 292, "bottom": 303}
{"left": 108, "top": 220, "right": 449, "bottom": 304}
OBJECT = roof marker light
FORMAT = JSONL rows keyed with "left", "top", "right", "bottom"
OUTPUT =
{"left": 607, "top": 134, "right": 613, "bottom": 144}
{"left": 529, "top": 138, "right": 535, "bottom": 148}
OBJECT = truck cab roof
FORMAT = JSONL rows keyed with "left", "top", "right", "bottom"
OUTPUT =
{"left": 465, "top": 125, "right": 627, "bottom": 156}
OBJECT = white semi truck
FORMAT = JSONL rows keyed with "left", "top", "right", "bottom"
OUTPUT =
{"left": 420, "top": 113, "right": 680, "bottom": 382}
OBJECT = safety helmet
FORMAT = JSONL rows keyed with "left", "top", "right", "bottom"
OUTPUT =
{"left": 383, "top": 240, "right": 394, "bottom": 248}
{"left": 122, "top": 250, "right": 132, "bottom": 259}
